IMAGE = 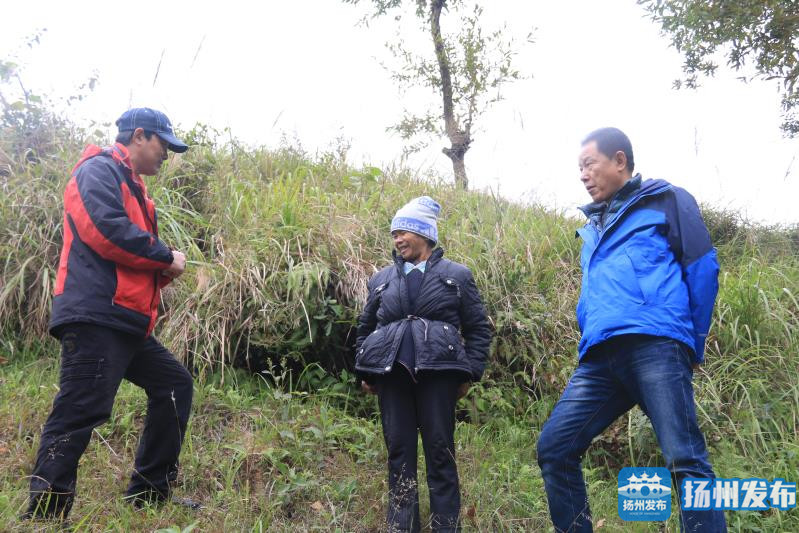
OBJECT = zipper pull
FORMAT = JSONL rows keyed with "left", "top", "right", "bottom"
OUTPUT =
{"left": 446, "top": 278, "right": 461, "bottom": 298}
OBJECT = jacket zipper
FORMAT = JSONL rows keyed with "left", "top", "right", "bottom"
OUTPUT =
{"left": 444, "top": 278, "right": 461, "bottom": 298}
{"left": 127, "top": 174, "right": 162, "bottom": 331}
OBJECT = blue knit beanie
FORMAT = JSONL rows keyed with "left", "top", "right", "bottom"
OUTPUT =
{"left": 390, "top": 196, "right": 441, "bottom": 244}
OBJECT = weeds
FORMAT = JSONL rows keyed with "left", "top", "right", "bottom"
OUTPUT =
{"left": 1, "top": 74, "right": 797, "bottom": 531}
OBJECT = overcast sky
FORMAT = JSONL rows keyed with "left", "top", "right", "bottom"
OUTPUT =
{"left": 2, "top": 0, "right": 797, "bottom": 225}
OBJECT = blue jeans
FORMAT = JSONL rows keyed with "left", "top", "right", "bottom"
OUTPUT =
{"left": 537, "top": 335, "right": 726, "bottom": 532}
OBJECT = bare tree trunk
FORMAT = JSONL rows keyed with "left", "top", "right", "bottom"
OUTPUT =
{"left": 450, "top": 152, "right": 467, "bottom": 186}
{"left": 430, "top": 0, "right": 470, "bottom": 189}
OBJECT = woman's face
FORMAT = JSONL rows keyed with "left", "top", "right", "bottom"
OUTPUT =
{"left": 392, "top": 230, "right": 432, "bottom": 264}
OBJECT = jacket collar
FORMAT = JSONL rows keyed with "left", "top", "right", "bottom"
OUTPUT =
{"left": 579, "top": 174, "right": 641, "bottom": 224}
{"left": 110, "top": 142, "right": 132, "bottom": 168}
{"left": 111, "top": 143, "right": 149, "bottom": 196}
{"left": 71, "top": 143, "right": 150, "bottom": 199}
{"left": 578, "top": 175, "right": 671, "bottom": 229}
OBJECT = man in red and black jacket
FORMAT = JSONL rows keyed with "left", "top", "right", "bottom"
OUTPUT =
{"left": 26, "top": 108, "right": 195, "bottom": 521}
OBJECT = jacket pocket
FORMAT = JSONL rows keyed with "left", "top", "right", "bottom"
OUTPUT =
{"left": 441, "top": 276, "right": 461, "bottom": 297}
{"left": 435, "top": 276, "right": 462, "bottom": 311}
{"left": 374, "top": 281, "right": 390, "bottom": 295}
{"left": 587, "top": 251, "right": 645, "bottom": 306}
{"left": 113, "top": 265, "right": 155, "bottom": 315}
{"left": 372, "top": 280, "right": 391, "bottom": 323}
{"left": 622, "top": 253, "right": 647, "bottom": 304}
{"left": 356, "top": 326, "right": 389, "bottom": 367}
{"left": 423, "top": 320, "right": 465, "bottom": 363}
{"left": 624, "top": 240, "right": 668, "bottom": 304}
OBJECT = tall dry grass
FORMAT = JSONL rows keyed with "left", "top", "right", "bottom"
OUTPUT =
{"left": 1, "top": 90, "right": 798, "bottom": 531}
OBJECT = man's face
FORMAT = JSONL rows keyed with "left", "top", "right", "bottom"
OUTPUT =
{"left": 129, "top": 129, "right": 169, "bottom": 176}
{"left": 392, "top": 230, "right": 431, "bottom": 263}
{"left": 578, "top": 140, "right": 628, "bottom": 203}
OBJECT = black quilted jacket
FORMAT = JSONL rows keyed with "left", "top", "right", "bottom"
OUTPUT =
{"left": 354, "top": 248, "right": 492, "bottom": 381}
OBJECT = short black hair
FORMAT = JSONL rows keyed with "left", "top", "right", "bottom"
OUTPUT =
{"left": 115, "top": 129, "right": 155, "bottom": 146}
{"left": 582, "top": 127, "right": 634, "bottom": 172}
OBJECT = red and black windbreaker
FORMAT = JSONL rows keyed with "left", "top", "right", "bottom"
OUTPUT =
{"left": 50, "top": 143, "right": 174, "bottom": 338}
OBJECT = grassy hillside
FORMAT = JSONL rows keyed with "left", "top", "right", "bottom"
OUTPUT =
{"left": 0, "top": 109, "right": 797, "bottom": 530}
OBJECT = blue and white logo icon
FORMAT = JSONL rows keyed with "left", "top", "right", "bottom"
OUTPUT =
{"left": 618, "top": 467, "right": 672, "bottom": 521}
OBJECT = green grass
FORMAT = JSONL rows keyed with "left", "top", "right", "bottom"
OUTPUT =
{"left": 0, "top": 350, "right": 546, "bottom": 531}
{"left": 1, "top": 348, "right": 797, "bottom": 531}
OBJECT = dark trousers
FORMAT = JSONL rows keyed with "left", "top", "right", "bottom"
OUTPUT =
{"left": 28, "top": 322, "right": 193, "bottom": 518}
{"left": 377, "top": 367, "right": 463, "bottom": 533}
{"left": 537, "top": 335, "right": 727, "bottom": 533}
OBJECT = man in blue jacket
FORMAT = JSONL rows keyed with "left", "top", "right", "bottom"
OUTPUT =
{"left": 537, "top": 127, "right": 727, "bottom": 532}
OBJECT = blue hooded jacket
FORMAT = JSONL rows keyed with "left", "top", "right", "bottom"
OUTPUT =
{"left": 576, "top": 176, "right": 719, "bottom": 363}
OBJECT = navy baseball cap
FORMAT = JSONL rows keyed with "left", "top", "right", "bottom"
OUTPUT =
{"left": 115, "top": 107, "right": 189, "bottom": 153}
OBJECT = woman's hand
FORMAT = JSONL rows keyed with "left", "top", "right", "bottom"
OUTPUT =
{"left": 361, "top": 380, "right": 378, "bottom": 395}
{"left": 457, "top": 382, "right": 471, "bottom": 399}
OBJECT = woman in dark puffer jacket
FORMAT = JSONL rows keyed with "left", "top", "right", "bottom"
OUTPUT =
{"left": 355, "top": 196, "right": 492, "bottom": 533}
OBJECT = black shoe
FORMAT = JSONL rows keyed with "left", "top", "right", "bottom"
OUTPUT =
{"left": 125, "top": 492, "right": 203, "bottom": 511}
{"left": 20, "top": 510, "right": 73, "bottom": 531}
{"left": 125, "top": 491, "right": 167, "bottom": 509}
{"left": 22, "top": 494, "right": 73, "bottom": 524}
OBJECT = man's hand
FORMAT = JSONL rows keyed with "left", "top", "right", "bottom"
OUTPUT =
{"left": 163, "top": 251, "right": 186, "bottom": 279}
{"left": 361, "top": 380, "right": 378, "bottom": 395}
{"left": 457, "top": 382, "right": 471, "bottom": 399}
